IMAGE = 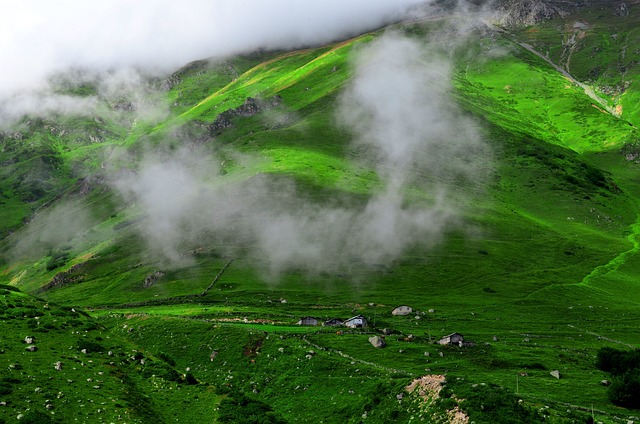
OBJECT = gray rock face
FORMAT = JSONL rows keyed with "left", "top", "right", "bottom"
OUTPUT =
{"left": 208, "top": 96, "right": 283, "bottom": 135}
{"left": 143, "top": 271, "right": 165, "bottom": 288}
{"left": 492, "top": 0, "right": 631, "bottom": 28}
{"left": 369, "top": 336, "right": 386, "bottom": 348}
{"left": 495, "top": 0, "right": 568, "bottom": 27}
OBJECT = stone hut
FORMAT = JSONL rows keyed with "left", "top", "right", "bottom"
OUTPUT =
{"left": 297, "top": 316, "right": 319, "bottom": 326}
{"left": 344, "top": 315, "right": 367, "bottom": 328}
{"left": 323, "top": 318, "right": 344, "bottom": 327}
{"left": 438, "top": 333, "right": 465, "bottom": 346}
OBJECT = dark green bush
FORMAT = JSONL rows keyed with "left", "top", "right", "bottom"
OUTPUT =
{"left": 141, "top": 361, "right": 180, "bottom": 382}
{"left": 46, "top": 250, "right": 69, "bottom": 271}
{"left": 596, "top": 347, "right": 640, "bottom": 408}
{"left": 19, "top": 410, "right": 58, "bottom": 424}
{"left": 77, "top": 339, "right": 104, "bottom": 353}
{"left": 596, "top": 347, "right": 640, "bottom": 375}
{"left": 607, "top": 369, "right": 640, "bottom": 408}
{"left": 184, "top": 372, "right": 198, "bottom": 385}
{"left": 218, "top": 391, "right": 286, "bottom": 423}
{"left": 157, "top": 351, "right": 176, "bottom": 367}
{"left": 0, "top": 382, "right": 13, "bottom": 395}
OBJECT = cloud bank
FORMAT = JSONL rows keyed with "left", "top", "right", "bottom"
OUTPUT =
{"left": 112, "top": 31, "right": 490, "bottom": 277}
{"left": 0, "top": 0, "right": 427, "bottom": 98}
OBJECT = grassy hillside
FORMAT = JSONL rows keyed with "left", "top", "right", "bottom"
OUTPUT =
{"left": 1, "top": 7, "right": 640, "bottom": 423}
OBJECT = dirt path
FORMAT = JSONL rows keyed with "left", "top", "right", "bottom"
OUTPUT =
{"left": 482, "top": 20, "right": 619, "bottom": 117}
{"left": 301, "top": 338, "right": 412, "bottom": 375}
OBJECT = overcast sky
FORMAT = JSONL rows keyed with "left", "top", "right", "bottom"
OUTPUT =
{"left": 0, "top": 0, "right": 428, "bottom": 97}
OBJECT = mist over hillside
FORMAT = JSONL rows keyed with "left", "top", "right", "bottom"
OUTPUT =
{"left": 2, "top": 1, "right": 640, "bottom": 423}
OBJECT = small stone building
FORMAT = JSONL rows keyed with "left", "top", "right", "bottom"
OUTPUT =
{"left": 297, "top": 316, "right": 319, "bottom": 326}
{"left": 323, "top": 318, "right": 344, "bottom": 327}
{"left": 438, "top": 333, "right": 465, "bottom": 346}
{"left": 344, "top": 315, "right": 367, "bottom": 328}
{"left": 391, "top": 305, "right": 413, "bottom": 316}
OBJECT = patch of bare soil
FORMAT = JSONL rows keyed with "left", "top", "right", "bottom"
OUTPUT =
{"left": 406, "top": 375, "right": 469, "bottom": 424}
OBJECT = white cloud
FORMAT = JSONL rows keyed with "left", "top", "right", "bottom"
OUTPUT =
{"left": 110, "top": 31, "right": 491, "bottom": 277}
{"left": 0, "top": 0, "right": 427, "bottom": 97}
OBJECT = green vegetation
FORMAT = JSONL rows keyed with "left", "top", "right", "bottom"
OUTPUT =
{"left": 2, "top": 5, "right": 640, "bottom": 423}
{"left": 596, "top": 347, "right": 640, "bottom": 408}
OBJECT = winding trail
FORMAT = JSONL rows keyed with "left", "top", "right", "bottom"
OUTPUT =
{"left": 482, "top": 20, "right": 619, "bottom": 117}
{"left": 580, "top": 217, "right": 640, "bottom": 286}
{"left": 302, "top": 338, "right": 413, "bottom": 376}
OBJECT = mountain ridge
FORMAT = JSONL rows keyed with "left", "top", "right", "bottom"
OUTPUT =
{"left": 1, "top": 3, "right": 640, "bottom": 422}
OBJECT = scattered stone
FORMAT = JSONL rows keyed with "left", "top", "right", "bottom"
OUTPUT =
{"left": 25, "top": 345, "right": 37, "bottom": 352}
{"left": 0, "top": 402, "right": 6, "bottom": 406}
{"left": 439, "top": 352, "right": 444, "bottom": 357}
{"left": 550, "top": 370, "right": 561, "bottom": 379}
{"left": 601, "top": 380, "right": 611, "bottom": 386}
{"left": 278, "top": 347, "right": 285, "bottom": 353}
{"left": 24, "top": 336, "right": 35, "bottom": 344}
{"left": 381, "top": 328, "right": 394, "bottom": 335}
{"left": 369, "top": 336, "right": 386, "bottom": 348}
{"left": 424, "top": 352, "right": 430, "bottom": 357}
{"left": 34, "top": 387, "right": 41, "bottom": 393}
{"left": 210, "top": 350, "right": 218, "bottom": 361}
{"left": 392, "top": 305, "right": 413, "bottom": 316}
{"left": 81, "top": 349, "right": 87, "bottom": 354}
{"left": 396, "top": 393, "right": 404, "bottom": 400}
{"left": 428, "top": 309, "right": 435, "bottom": 313}
{"left": 54, "top": 361, "right": 62, "bottom": 371}
{"left": 493, "top": 336, "right": 499, "bottom": 342}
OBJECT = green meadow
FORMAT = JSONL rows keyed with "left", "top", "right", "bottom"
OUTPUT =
{"left": 2, "top": 7, "right": 640, "bottom": 423}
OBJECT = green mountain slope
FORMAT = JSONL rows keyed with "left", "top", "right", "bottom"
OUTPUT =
{"left": 2, "top": 5, "right": 640, "bottom": 423}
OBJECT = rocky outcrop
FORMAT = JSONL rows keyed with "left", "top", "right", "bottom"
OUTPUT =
{"left": 494, "top": 0, "right": 570, "bottom": 27}
{"left": 39, "top": 262, "right": 87, "bottom": 293}
{"left": 492, "top": 0, "right": 634, "bottom": 28}
{"left": 143, "top": 271, "right": 165, "bottom": 288}
{"left": 208, "top": 96, "right": 282, "bottom": 136}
